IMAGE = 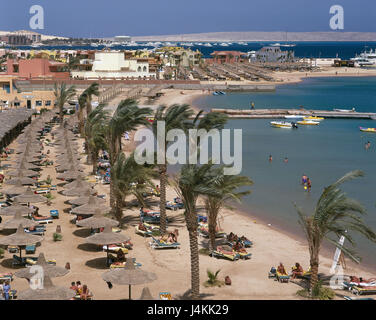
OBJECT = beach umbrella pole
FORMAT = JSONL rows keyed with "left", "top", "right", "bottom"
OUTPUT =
{"left": 129, "top": 285, "right": 132, "bottom": 300}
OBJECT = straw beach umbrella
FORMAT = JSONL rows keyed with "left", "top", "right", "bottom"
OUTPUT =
{"left": 102, "top": 258, "right": 157, "bottom": 299}
{"left": 0, "top": 211, "right": 37, "bottom": 230}
{"left": 62, "top": 180, "right": 95, "bottom": 197}
{"left": 0, "top": 200, "right": 33, "bottom": 216}
{"left": 69, "top": 190, "right": 105, "bottom": 206}
{"left": 57, "top": 169, "right": 84, "bottom": 181}
{"left": 85, "top": 225, "right": 130, "bottom": 266}
{"left": 14, "top": 187, "right": 46, "bottom": 204}
{"left": 76, "top": 213, "right": 119, "bottom": 229}
{"left": 0, "top": 224, "right": 43, "bottom": 260}
{"left": 18, "top": 275, "right": 76, "bottom": 300}
{"left": 5, "top": 176, "right": 37, "bottom": 186}
{"left": 2, "top": 181, "right": 27, "bottom": 196}
{"left": 15, "top": 253, "right": 69, "bottom": 279}
{"left": 7, "top": 168, "right": 39, "bottom": 178}
{"left": 63, "top": 176, "right": 92, "bottom": 191}
{"left": 71, "top": 197, "right": 110, "bottom": 215}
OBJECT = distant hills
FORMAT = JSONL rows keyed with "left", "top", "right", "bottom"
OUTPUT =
{"left": 133, "top": 31, "right": 376, "bottom": 42}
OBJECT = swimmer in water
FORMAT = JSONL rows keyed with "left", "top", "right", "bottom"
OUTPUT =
{"left": 307, "top": 178, "right": 312, "bottom": 192}
{"left": 284, "top": 157, "right": 288, "bottom": 163}
{"left": 301, "top": 174, "right": 308, "bottom": 185}
{"left": 269, "top": 155, "right": 273, "bottom": 162}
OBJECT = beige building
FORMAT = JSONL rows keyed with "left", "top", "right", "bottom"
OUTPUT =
{"left": 0, "top": 75, "right": 56, "bottom": 110}
{"left": 71, "top": 51, "right": 155, "bottom": 79}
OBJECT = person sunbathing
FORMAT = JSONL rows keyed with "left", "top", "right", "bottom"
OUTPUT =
{"left": 80, "top": 285, "right": 92, "bottom": 300}
{"left": 291, "top": 263, "right": 304, "bottom": 279}
{"left": 138, "top": 223, "right": 147, "bottom": 231}
{"left": 116, "top": 249, "right": 126, "bottom": 262}
{"left": 233, "top": 241, "right": 247, "bottom": 253}
{"left": 350, "top": 276, "right": 376, "bottom": 285}
{"left": 277, "top": 263, "right": 287, "bottom": 275}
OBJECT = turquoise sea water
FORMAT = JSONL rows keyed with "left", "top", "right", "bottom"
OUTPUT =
{"left": 193, "top": 77, "right": 376, "bottom": 269}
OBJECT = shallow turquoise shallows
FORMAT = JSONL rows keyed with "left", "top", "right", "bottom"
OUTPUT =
{"left": 192, "top": 77, "right": 376, "bottom": 269}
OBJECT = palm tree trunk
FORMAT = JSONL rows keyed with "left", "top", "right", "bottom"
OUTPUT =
{"left": 78, "top": 108, "right": 84, "bottom": 136}
{"left": 91, "top": 151, "right": 98, "bottom": 175}
{"left": 86, "top": 98, "right": 92, "bottom": 118}
{"left": 115, "top": 192, "right": 123, "bottom": 223}
{"left": 208, "top": 221, "right": 216, "bottom": 252}
{"left": 310, "top": 250, "right": 320, "bottom": 293}
{"left": 159, "top": 164, "right": 167, "bottom": 234}
{"left": 188, "top": 228, "right": 200, "bottom": 300}
{"left": 59, "top": 105, "right": 64, "bottom": 124}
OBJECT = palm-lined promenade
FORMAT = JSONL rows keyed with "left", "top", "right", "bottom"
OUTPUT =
{"left": 0, "top": 83, "right": 375, "bottom": 300}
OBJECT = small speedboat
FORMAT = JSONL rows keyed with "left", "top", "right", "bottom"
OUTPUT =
{"left": 360, "top": 127, "right": 376, "bottom": 133}
{"left": 270, "top": 121, "right": 296, "bottom": 128}
{"left": 284, "top": 115, "right": 304, "bottom": 119}
{"left": 304, "top": 116, "right": 324, "bottom": 121}
{"left": 297, "top": 120, "right": 320, "bottom": 126}
{"left": 334, "top": 108, "right": 356, "bottom": 112}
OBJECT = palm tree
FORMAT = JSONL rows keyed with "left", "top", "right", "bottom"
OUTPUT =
{"left": 84, "top": 105, "right": 109, "bottom": 173}
{"left": 205, "top": 167, "right": 253, "bottom": 250}
{"left": 53, "top": 82, "right": 76, "bottom": 124}
{"left": 111, "top": 152, "right": 155, "bottom": 223}
{"left": 174, "top": 163, "right": 220, "bottom": 300}
{"left": 82, "top": 82, "right": 100, "bottom": 117}
{"left": 152, "top": 104, "right": 195, "bottom": 234}
{"left": 296, "top": 170, "right": 376, "bottom": 293}
{"left": 106, "top": 99, "right": 152, "bottom": 211}
{"left": 77, "top": 92, "right": 87, "bottom": 136}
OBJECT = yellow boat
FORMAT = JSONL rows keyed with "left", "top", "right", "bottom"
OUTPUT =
{"left": 304, "top": 116, "right": 324, "bottom": 121}
{"left": 360, "top": 127, "right": 376, "bottom": 133}
{"left": 270, "top": 121, "right": 294, "bottom": 128}
{"left": 297, "top": 120, "right": 320, "bottom": 126}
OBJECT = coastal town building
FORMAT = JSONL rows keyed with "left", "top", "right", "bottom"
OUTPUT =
{"left": 157, "top": 47, "right": 202, "bottom": 68}
{"left": 253, "top": 46, "right": 295, "bottom": 63}
{"left": 0, "top": 30, "right": 42, "bottom": 45}
{"left": 209, "top": 51, "right": 248, "bottom": 64}
{"left": 1, "top": 58, "right": 70, "bottom": 79}
{"left": 70, "top": 51, "right": 155, "bottom": 79}
{"left": 0, "top": 75, "right": 56, "bottom": 110}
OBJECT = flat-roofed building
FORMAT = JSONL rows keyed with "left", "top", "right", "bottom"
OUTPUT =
{"left": 0, "top": 75, "right": 56, "bottom": 110}
{"left": 71, "top": 51, "right": 155, "bottom": 79}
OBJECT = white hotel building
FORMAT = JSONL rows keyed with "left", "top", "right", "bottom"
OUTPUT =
{"left": 71, "top": 51, "right": 155, "bottom": 79}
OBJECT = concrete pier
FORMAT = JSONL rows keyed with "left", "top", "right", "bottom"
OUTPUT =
{"left": 210, "top": 108, "right": 376, "bottom": 120}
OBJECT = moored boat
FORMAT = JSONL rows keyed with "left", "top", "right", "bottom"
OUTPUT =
{"left": 270, "top": 121, "right": 297, "bottom": 128}
{"left": 333, "top": 108, "right": 356, "bottom": 112}
{"left": 304, "top": 116, "right": 325, "bottom": 121}
{"left": 284, "top": 115, "right": 304, "bottom": 119}
{"left": 360, "top": 127, "right": 376, "bottom": 133}
{"left": 297, "top": 120, "right": 320, "bottom": 126}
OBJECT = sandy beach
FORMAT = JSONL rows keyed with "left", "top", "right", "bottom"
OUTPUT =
{"left": 1, "top": 87, "right": 375, "bottom": 301}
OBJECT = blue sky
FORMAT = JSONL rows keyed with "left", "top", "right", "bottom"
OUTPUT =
{"left": 0, "top": 0, "right": 374, "bottom": 37}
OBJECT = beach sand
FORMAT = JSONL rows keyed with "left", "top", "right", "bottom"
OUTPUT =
{"left": 1, "top": 78, "right": 375, "bottom": 300}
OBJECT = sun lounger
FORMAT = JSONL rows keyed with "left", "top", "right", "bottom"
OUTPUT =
{"left": 25, "top": 244, "right": 36, "bottom": 254}
{"left": 235, "top": 250, "right": 252, "bottom": 260}
{"left": 166, "top": 201, "right": 179, "bottom": 211}
{"left": 198, "top": 228, "right": 227, "bottom": 239}
{"left": 344, "top": 296, "right": 375, "bottom": 300}
{"left": 8, "top": 246, "right": 19, "bottom": 254}
{"left": 34, "top": 188, "right": 50, "bottom": 194}
{"left": 12, "top": 255, "right": 27, "bottom": 266}
{"left": 50, "top": 209, "right": 59, "bottom": 219}
{"left": 102, "top": 245, "right": 129, "bottom": 254}
{"left": 110, "top": 261, "right": 142, "bottom": 269}
{"left": 32, "top": 215, "right": 53, "bottom": 224}
{"left": 276, "top": 271, "right": 290, "bottom": 283}
{"left": 0, "top": 273, "right": 13, "bottom": 282}
{"left": 210, "top": 246, "right": 240, "bottom": 261}
{"left": 135, "top": 224, "right": 153, "bottom": 237}
{"left": 25, "top": 258, "right": 56, "bottom": 267}
{"left": 24, "top": 225, "right": 45, "bottom": 235}
{"left": 149, "top": 237, "right": 180, "bottom": 249}
{"left": 343, "top": 281, "right": 376, "bottom": 295}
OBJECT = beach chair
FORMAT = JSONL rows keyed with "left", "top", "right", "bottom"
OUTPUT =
{"left": 25, "top": 258, "right": 56, "bottom": 267}
{"left": 235, "top": 250, "right": 252, "bottom": 260}
{"left": 32, "top": 215, "right": 53, "bottom": 224}
{"left": 24, "top": 225, "right": 46, "bottom": 235}
{"left": 102, "top": 245, "right": 128, "bottom": 254}
{"left": 276, "top": 271, "right": 290, "bottom": 283}
{"left": 166, "top": 201, "right": 179, "bottom": 211}
{"left": 135, "top": 224, "right": 153, "bottom": 237}
{"left": 12, "top": 255, "right": 27, "bottom": 266}
{"left": 268, "top": 267, "right": 277, "bottom": 279}
{"left": 7, "top": 246, "right": 19, "bottom": 254}
{"left": 210, "top": 246, "right": 240, "bottom": 261}
{"left": 25, "top": 244, "right": 36, "bottom": 254}
{"left": 149, "top": 237, "right": 180, "bottom": 250}
{"left": 50, "top": 209, "right": 59, "bottom": 219}
{"left": 0, "top": 273, "right": 13, "bottom": 282}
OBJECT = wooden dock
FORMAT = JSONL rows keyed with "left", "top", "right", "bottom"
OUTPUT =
{"left": 210, "top": 108, "right": 376, "bottom": 120}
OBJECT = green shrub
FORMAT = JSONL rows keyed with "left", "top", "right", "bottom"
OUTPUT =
{"left": 0, "top": 248, "right": 4, "bottom": 257}
{"left": 203, "top": 269, "right": 224, "bottom": 288}
{"left": 199, "top": 248, "right": 210, "bottom": 256}
{"left": 53, "top": 233, "right": 62, "bottom": 241}
{"left": 296, "top": 281, "right": 335, "bottom": 300}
